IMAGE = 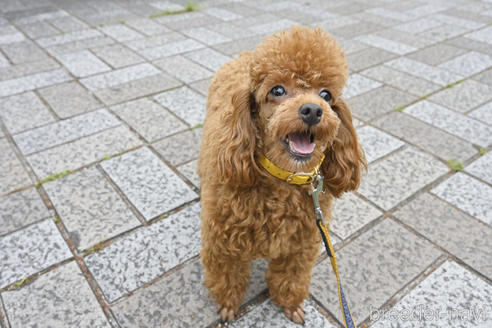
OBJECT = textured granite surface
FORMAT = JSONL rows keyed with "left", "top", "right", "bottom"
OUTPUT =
{"left": 0, "top": 138, "right": 32, "bottom": 196}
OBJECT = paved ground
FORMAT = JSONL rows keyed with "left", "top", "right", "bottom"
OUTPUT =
{"left": 0, "top": 0, "right": 491, "bottom": 327}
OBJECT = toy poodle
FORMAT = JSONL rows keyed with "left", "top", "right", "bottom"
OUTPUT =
{"left": 198, "top": 26, "right": 365, "bottom": 324}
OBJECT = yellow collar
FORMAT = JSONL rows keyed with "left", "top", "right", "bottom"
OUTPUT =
{"left": 256, "top": 154, "right": 325, "bottom": 185}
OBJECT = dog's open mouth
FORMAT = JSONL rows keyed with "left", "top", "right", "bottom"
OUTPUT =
{"left": 281, "top": 131, "right": 315, "bottom": 160}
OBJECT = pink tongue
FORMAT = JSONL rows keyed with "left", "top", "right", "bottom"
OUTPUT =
{"left": 289, "top": 133, "right": 315, "bottom": 154}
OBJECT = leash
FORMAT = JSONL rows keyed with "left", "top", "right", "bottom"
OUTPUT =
{"left": 311, "top": 170, "right": 357, "bottom": 328}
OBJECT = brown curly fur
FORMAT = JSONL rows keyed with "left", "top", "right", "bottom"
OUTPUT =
{"left": 198, "top": 26, "right": 366, "bottom": 323}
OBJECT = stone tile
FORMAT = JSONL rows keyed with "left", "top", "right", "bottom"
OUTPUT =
{"left": 0, "top": 58, "right": 58, "bottom": 82}
{"left": 357, "top": 125, "right": 405, "bottom": 163}
{"left": 354, "top": 34, "right": 416, "bottom": 55}
{"left": 208, "top": 23, "right": 256, "bottom": 41}
{"left": 0, "top": 188, "right": 50, "bottom": 236}
{"left": 330, "top": 192, "right": 382, "bottom": 240}
{"left": 23, "top": 109, "right": 118, "bottom": 156}
{"left": 111, "top": 98, "right": 186, "bottom": 142}
{"left": 189, "top": 78, "right": 211, "bottom": 96}
{"left": 469, "top": 101, "right": 492, "bottom": 125}
{"left": 91, "top": 43, "right": 144, "bottom": 69}
{"left": 312, "top": 219, "right": 440, "bottom": 325}
{"left": 38, "top": 81, "right": 101, "bottom": 118}
{"left": 139, "top": 39, "right": 205, "bottom": 61}
{"left": 439, "top": 51, "right": 492, "bottom": 77}
{"left": 358, "top": 147, "right": 448, "bottom": 210}
{"left": 407, "top": 43, "right": 468, "bottom": 66}
{"left": 347, "top": 86, "right": 417, "bottom": 121}
{"left": 385, "top": 57, "right": 464, "bottom": 86}
{"left": 312, "top": 16, "right": 360, "bottom": 31}
{"left": 0, "top": 27, "right": 25, "bottom": 45}
{"left": 80, "top": 63, "right": 160, "bottom": 91}
{"left": 419, "top": 24, "right": 468, "bottom": 42}
{"left": 428, "top": 80, "right": 492, "bottom": 113}
{"left": 203, "top": 7, "right": 242, "bottom": 21}
{"left": 404, "top": 100, "right": 492, "bottom": 147}
{"left": 394, "top": 193, "right": 492, "bottom": 279}
{"left": 17, "top": 21, "right": 59, "bottom": 39}
{"left": 2, "top": 262, "right": 111, "bottom": 328}
{"left": 85, "top": 203, "right": 201, "bottom": 302}
{"left": 446, "top": 36, "right": 492, "bottom": 56}
{"left": 12, "top": 9, "right": 68, "bottom": 25}
{"left": 338, "top": 38, "right": 370, "bottom": 55}
{"left": 0, "top": 68, "right": 71, "bottom": 98}
{"left": 0, "top": 139, "right": 32, "bottom": 196}
{"left": 365, "top": 8, "right": 415, "bottom": 22}
{"left": 125, "top": 32, "right": 185, "bottom": 52}
{"left": 112, "top": 258, "right": 267, "bottom": 328}
{"left": 45, "top": 36, "right": 114, "bottom": 57}
{"left": 177, "top": 159, "right": 200, "bottom": 188}
{"left": 232, "top": 13, "right": 280, "bottom": 29}
{"left": 44, "top": 167, "right": 140, "bottom": 251}
{"left": 1, "top": 41, "right": 48, "bottom": 64}
{"left": 182, "top": 27, "right": 231, "bottom": 46}
{"left": 343, "top": 74, "right": 382, "bottom": 99}
{"left": 249, "top": 19, "right": 297, "bottom": 35}
{"left": 153, "top": 128, "right": 202, "bottom": 166}
{"left": 154, "top": 87, "right": 206, "bottom": 126}
{"left": 153, "top": 55, "right": 213, "bottom": 83}
{"left": 0, "top": 51, "right": 9, "bottom": 68}
{"left": 95, "top": 73, "right": 180, "bottom": 106}
{"left": 433, "top": 13, "right": 487, "bottom": 30}
{"left": 371, "top": 261, "right": 492, "bottom": 327}
{"left": 0, "top": 91, "right": 55, "bottom": 134}
{"left": 360, "top": 65, "right": 441, "bottom": 97}
{"left": 329, "top": 21, "right": 385, "bottom": 40}
{"left": 465, "top": 26, "right": 492, "bottom": 45}
{"left": 375, "top": 28, "right": 436, "bottom": 49}
{"left": 373, "top": 112, "right": 477, "bottom": 162}
{"left": 474, "top": 68, "right": 492, "bottom": 86}
{"left": 48, "top": 15, "right": 88, "bottom": 31}
{"left": 99, "top": 24, "right": 143, "bottom": 42}
{"left": 36, "top": 29, "right": 102, "bottom": 47}
{"left": 125, "top": 18, "right": 170, "bottom": 36}
{"left": 212, "top": 35, "right": 263, "bottom": 56}
{"left": 0, "top": 219, "right": 72, "bottom": 288}
{"left": 27, "top": 125, "right": 141, "bottom": 178}
{"left": 231, "top": 299, "right": 336, "bottom": 328}
{"left": 54, "top": 49, "right": 110, "bottom": 77}
{"left": 394, "top": 18, "right": 443, "bottom": 34}
{"left": 346, "top": 47, "right": 397, "bottom": 72}
{"left": 184, "top": 47, "right": 231, "bottom": 72}
{"left": 149, "top": 1, "right": 184, "bottom": 11}
{"left": 431, "top": 173, "right": 492, "bottom": 226}
{"left": 101, "top": 147, "right": 197, "bottom": 221}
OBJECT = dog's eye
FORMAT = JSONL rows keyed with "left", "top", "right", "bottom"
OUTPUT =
{"left": 319, "top": 89, "right": 332, "bottom": 102}
{"left": 270, "top": 85, "right": 286, "bottom": 97}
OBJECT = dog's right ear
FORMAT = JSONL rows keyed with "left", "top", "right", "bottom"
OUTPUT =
{"left": 214, "top": 87, "right": 259, "bottom": 186}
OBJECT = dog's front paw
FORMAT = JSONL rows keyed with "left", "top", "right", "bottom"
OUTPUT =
{"left": 284, "top": 305, "right": 305, "bottom": 325}
{"left": 219, "top": 307, "right": 236, "bottom": 322}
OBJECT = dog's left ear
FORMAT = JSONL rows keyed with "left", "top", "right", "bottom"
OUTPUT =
{"left": 321, "top": 98, "right": 366, "bottom": 197}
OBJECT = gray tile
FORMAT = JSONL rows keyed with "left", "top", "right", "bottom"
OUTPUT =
{"left": 347, "top": 86, "right": 417, "bottom": 121}
{"left": 0, "top": 68, "right": 71, "bottom": 98}
{"left": 91, "top": 43, "right": 144, "bottom": 69}
{"left": 231, "top": 299, "right": 336, "bottom": 328}
{"left": 337, "top": 38, "right": 370, "bottom": 55}
{"left": 54, "top": 50, "right": 110, "bottom": 77}
{"left": 446, "top": 36, "right": 492, "bottom": 58}
{"left": 0, "top": 219, "right": 72, "bottom": 288}
{"left": 394, "top": 18, "right": 443, "bottom": 34}
{"left": 212, "top": 35, "right": 262, "bottom": 56}
{"left": 312, "top": 219, "right": 440, "bottom": 325}
{"left": 365, "top": 8, "right": 416, "bottom": 21}
{"left": 431, "top": 173, "right": 492, "bottom": 226}
{"left": 358, "top": 147, "right": 448, "bottom": 210}
{"left": 433, "top": 13, "right": 487, "bottom": 30}
{"left": 0, "top": 188, "right": 50, "bottom": 236}
{"left": 27, "top": 125, "right": 141, "bottom": 178}
{"left": 249, "top": 18, "right": 297, "bottom": 35}
{"left": 36, "top": 29, "right": 102, "bottom": 47}
{"left": 0, "top": 58, "right": 59, "bottom": 82}
{"left": 125, "top": 18, "right": 170, "bottom": 36}
{"left": 465, "top": 26, "right": 492, "bottom": 45}
{"left": 360, "top": 65, "right": 441, "bottom": 97}
{"left": 139, "top": 39, "right": 205, "bottom": 61}
{"left": 44, "top": 167, "right": 141, "bottom": 251}
{"left": 207, "top": 23, "right": 256, "bottom": 41}
{"left": 432, "top": 79, "right": 492, "bottom": 113}
{"left": 13, "top": 109, "right": 120, "bottom": 155}
{"left": 111, "top": 98, "right": 186, "bottom": 142}
{"left": 418, "top": 24, "right": 468, "bottom": 42}
{"left": 357, "top": 125, "right": 405, "bottom": 163}
{"left": 375, "top": 28, "right": 437, "bottom": 50}
{"left": 0, "top": 91, "right": 55, "bottom": 134}
{"left": 17, "top": 21, "right": 59, "bottom": 39}
{"left": 101, "top": 147, "right": 197, "bottom": 221}
{"left": 407, "top": 43, "right": 468, "bottom": 66}
{"left": 346, "top": 47, "right": 397, "bottom": 72}
{"left": 80, "top": 63, "right": 160, "bottom": 91}
{"left": 2, "top": 261, "right": 111, "bottom": 328}
{"left": 1, "top": 41, "right": 48, "bottom": 64}
{"left": 343, "top": 74, "right": 382, "bottom": 99}
{"left": 371, "top": 261, "right": 492, "bottom": 327}
{"left": 474, "top": 68, "right": 492, "bottom": 86}
{"left": 125, "top": 32, "right": 185, "bottom": 52}
{"left": 177, "top": 159, "right": 200, "bottom": 188}
{"left": 329, "top": 21, "right": 385, "bottom": 39}
{"left": 94, "top": 72, "right": 180, "bottom": 106}
{"left": 181, "top": 27, "right": 231, "bottom": 46}
{"left": 354, "top": 34, "right": 416, "bottom": 55}
{"left": 112, "top": 258, "right": 267, "bottom": 328}
{"left": 439, "top": 51, "right": 492, "bottom": 77}
{"left": 99, "top": 24, "right": 143, "bottom": 42}
{"left": 385, "top": 57, "right": 464, "bottom": 86}
{"left": 48, "top": 15, "right": 88, "bottom": 31}
{"left": 469, "top": 101, "right": 492, "bottom": 125}
{"left": 404, "top": 100, "right": 492, "bottom": 147}
{"left": 331, "top": 192, "right": 382, "bottom": 240}
{"left": 203, "top": 7, "right": 242, "bottom": 21}
{"left": 373, "top": 112, "right": 477, "bottom": 162}
{"left": 0, "top": 51, "right": 9, "bottom": 68}
{"left": 0, "top": 139, "right": 32, "bottom": 196}
{"left": 189, "top": 78, "right": 211, "bottom": 96}
{"left": 154, "top": 86, "right": 206, "bottom": 126}
{"left": 38, "top": 81, "right": 102, "bottom": 118}
{"left": 184, "top": 47, "right": 231, "bottom": 72}
{"left": 153, "top": 55, "right": 213, "bottom": 83}
{"left": 45, "top": 36, "right": 114, "bottom": 57}
{"left": 153, "top": 128, "right": 202, "bottom": 166}
{"left": 85, "top": 203, "right": 201, "bottom": 302}
{"left": 0, "top": 28, "right": 25, "bottom": 45}
{"left": 394, "top": 193, "right": 492, "bottom": 280}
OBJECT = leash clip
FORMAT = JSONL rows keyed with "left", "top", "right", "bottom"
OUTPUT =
{"left": 310, "top": 169, "right": 325, "bottom": 225}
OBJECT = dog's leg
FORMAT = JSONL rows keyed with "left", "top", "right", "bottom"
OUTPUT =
{"left": 201, "top": 249, "right": 251, "bottom": 322}
{"left": 266, "top": 248, "right": 318, "bottom": 325}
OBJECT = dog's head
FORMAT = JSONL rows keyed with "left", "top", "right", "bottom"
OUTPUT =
{"left": 217, "top": 26, "right": 365, "bottom": 196}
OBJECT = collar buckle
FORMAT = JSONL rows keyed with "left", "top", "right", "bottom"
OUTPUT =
{"left": 286, "top": 172, "right": 315, "bottom": 184}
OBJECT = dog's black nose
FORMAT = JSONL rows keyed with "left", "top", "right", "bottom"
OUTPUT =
{"left": 299, "top": 103, "right": 322, "bottom": 126}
